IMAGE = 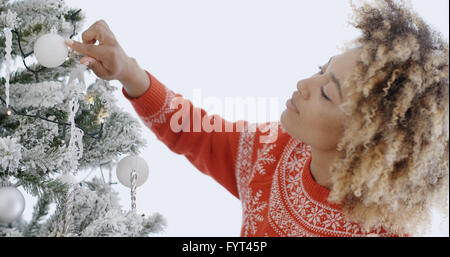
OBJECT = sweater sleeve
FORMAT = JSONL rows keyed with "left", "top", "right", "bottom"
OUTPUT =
{"left": 122, "top": 70, "right": 248, "bottom": 199}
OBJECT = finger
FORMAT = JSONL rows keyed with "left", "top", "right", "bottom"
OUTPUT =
{"left": 95, "top": 19, "right": 113, "bottom": 33}
{"left": 80, "top": 56, "right": 97, "bottom": 66}
{"left": 80, "top": 56, "right": 110, "bottom": 79}
{"left": 65, "top": 39, "right": 105, "bottom": 60}
{"left": 82, "top": 26, "right": 104, "bottom": 45}
{"left": 83, "top": 37, "right": 97, "bottom": 45}
{"left": 82, "top": 21, "right": 114, "bottom": 46}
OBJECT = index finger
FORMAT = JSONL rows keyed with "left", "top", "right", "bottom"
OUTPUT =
{"left": 82, "top": 20, "right": 114, "bottom": 45}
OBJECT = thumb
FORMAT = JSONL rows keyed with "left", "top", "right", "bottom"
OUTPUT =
{"left": 80, "top": 56, "right": 110, "bottom": 79}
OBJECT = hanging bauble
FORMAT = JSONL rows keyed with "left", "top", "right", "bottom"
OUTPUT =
{"left": 116, "top": 155, "right": 149, "bottom": 188}
{"left": 33, "top": 33, "right": 69, "bottom": 68}
{"left": 0, "top": 187, "right": 25, "bottom": 223}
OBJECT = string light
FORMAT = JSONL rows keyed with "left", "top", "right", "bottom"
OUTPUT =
{"left": 97, "top": 108, "right": 109, "bottom": 124}
{"left": 0, "top": 9, "right": 105, "bottom": 141}
{"left": 85, "top": 93, "right": 95, "bottom": 105}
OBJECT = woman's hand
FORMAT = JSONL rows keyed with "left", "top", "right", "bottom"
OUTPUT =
{"left": 65, "top": 20, "right": 150, "bottom": 98}
{"left": 65, "top": 19, "right": 131, "bottom": 81}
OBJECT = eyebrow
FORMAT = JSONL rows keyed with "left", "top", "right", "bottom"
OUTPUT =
{"left": 329, "top": 73, "right": 343, "bottom": 101}
{"left": 324, "top": 57, "right": 343, "bottom": 101}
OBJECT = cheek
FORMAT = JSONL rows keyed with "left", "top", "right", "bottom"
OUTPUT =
{"left": 311, "top": 111, "right": 343, "bottom": 135}
{"left": 281, "top": 107, "right": 344, "bottom": 147}
{"left": 310, "top": 113, "right": 345, "bottom": 147}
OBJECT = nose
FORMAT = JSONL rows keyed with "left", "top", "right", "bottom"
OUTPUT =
{"left": 297, "top": 80, "right": 309, "bottom": 99}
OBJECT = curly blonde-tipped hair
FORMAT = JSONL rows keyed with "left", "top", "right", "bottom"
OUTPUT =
{"left": 328, "top": 0, "right": 449, "bottom": 236}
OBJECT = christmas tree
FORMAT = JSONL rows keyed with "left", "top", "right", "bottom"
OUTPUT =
{"left": 0, "top": 0, "right": 166, "bottom": 237}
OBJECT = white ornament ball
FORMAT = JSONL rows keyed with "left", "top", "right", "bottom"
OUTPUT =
{"left": 33, "top": 33, "right": 69, "bottom": 68}
{"left": 0, "top": 187, "right": 25, "bottom": 224}
{"left": 116, "top": 155, "right": 149, "bottom": 188}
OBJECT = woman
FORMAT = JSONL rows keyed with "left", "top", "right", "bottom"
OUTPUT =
{"left": 65, "top": 0, "right": 449, "bottom": 236}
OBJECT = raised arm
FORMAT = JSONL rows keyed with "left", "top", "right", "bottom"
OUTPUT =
{"left": 122, "top": 70, "right": 247, "bottom": 198}
{"left": 65, "top": 19, "right": 283, "bottom": 200}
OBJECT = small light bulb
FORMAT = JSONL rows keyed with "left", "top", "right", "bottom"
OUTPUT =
{"left": 6, "top": 109, "right": 12, "bottom": 116}
{"left": 61, "top": 139, "right": 65, "bottom": 144}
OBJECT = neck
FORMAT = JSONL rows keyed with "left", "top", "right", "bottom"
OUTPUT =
{"left": 309, "top": 147, "right": 343, "bottom": 190}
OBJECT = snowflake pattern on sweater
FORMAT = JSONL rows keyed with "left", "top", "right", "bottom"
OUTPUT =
{"left": 122, "top": 71, "right": 397, "bottom": 237}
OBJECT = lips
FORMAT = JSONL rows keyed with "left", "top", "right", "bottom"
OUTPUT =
{"left": 292, "top": 92, "right": 300, "bottom": 111}
{"left": 286, "top": 91, "right": 300, "bottom": 114}
{"left": 292, "top": 92, "right": 298, "bottom": 103}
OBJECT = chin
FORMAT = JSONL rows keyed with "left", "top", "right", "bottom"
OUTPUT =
{"left": 280, "top": 110, "right": 295, "bottom": 135}
{"left": 280, "top": 109, "right": 303, "bottom": 142}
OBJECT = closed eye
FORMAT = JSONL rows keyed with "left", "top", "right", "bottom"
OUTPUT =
{"left": 321, "top": 87, "right": 331, "bottom": 101}
{"left": 318, "top": 66, "right": 331, "bottom": 102}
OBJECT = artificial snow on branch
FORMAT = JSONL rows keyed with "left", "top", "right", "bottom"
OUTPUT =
{"left": 0, "top": 0, "right": 164, "bottom": 237}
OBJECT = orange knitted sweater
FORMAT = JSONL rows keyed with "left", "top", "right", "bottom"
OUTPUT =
{"left": 122, "top": 71, "right": 398, "bottom": 237}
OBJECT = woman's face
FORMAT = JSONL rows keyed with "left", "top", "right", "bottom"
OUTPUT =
{"left": 281, "top": 48, "right": 362, "bottom": 151}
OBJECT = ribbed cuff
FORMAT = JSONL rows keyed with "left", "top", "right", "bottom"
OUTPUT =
{"left": 122, "top": 70, "right": 167, "bottom": 118}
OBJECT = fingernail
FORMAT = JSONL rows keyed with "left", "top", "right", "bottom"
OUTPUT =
{"left": 81, "top": 57, "right": 95, "bottom": 66}
{"left": 65, "top": 39, "right": 74, "bottom": 46}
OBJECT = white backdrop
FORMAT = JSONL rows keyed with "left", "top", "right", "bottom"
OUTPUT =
{"left": 19, "top": 0, "right": 449, "bottom": 236}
